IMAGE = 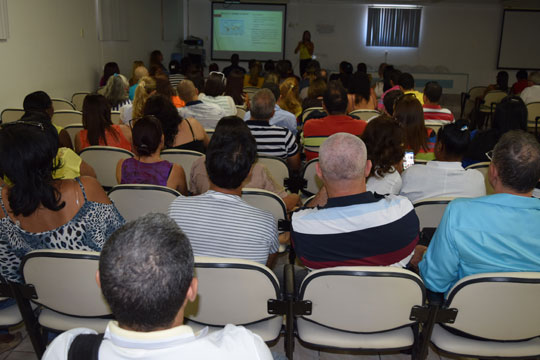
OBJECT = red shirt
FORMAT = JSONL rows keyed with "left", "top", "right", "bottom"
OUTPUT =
{"left": 423, "top": 104, "right": 454, "bottom": 124}
{"left": 511, "top": 79, "right": 530, "bottom": 95}
{"left": 302, "top": 115, "right": 367, "bottom": 161}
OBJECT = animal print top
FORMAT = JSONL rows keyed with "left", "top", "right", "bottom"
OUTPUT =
{"left": 0, "top": 178, "right": 125, "bottom": 283}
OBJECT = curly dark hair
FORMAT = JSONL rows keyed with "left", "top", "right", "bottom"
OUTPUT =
{"left": 361, "top": 115, "right": 404, "bottom": 178}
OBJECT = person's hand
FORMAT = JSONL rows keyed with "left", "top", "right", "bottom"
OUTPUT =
{"left": 409, "top": 245, "right": 427, "bottom": 271}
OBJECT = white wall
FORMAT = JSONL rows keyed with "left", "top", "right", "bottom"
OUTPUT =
{"left": 187, "top": 0, "right": 504, "bottom": 88}
{"left": 0, "top": 0, "right": 183, "bottom": 112}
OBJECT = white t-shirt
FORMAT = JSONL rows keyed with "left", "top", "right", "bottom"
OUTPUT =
{"left": 199, "top": 94, "right": 237, "bottom": 117}
{"left": 366, "top": 168, "right": 402, "bottom": 195}
{"left": 520, "top": 84, "right": 540, "bottom": 105}
{"left": 42, "top": 322, "right": 273, "bottom": 360}
{"left": 400, "top": 161, "right": 486, "bottom": 204}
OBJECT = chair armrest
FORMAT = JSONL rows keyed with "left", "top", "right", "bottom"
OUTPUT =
{"left": 427, "top": 289, "right": 445, "bottom": 306}
{"left": 283, "top": 264, "right": 295, "bottom": 301}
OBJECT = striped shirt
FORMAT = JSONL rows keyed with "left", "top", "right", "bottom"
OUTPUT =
{"left": 291, "top": 192, "right": 419, "bottom": 269}
{"left": 169, "top": 73, "right": 186, "bottom": 88}
{"left": 423, "top": 104, "right": 454, "bottom": 125}
{"left": 111, "top": 99, "right": 132, "bottom": 112}
{"left": 168, "top": 190, "right": 279, "bottom": 264}
{"left": 246, "top": 120, "right": 299, "bottom": 159}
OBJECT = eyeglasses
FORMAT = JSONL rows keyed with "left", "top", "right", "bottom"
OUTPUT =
{"left": 485, "top": 150, "right": 493, "bottom": 161}
{"left": 0, "top": 120, "right": 44, "bottom": 131}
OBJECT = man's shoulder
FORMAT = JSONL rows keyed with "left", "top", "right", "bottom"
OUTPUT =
{"left": 42, "top": 328, "right": 98, "bottom": 359}
{"left": 203, "top": 325, "right": 272, "bottom": 358}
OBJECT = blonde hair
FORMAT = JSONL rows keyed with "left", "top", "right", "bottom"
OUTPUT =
{"left": 132, "top": 76, "right": 156, "bottom": 119}
{"left": 278, "top": 77, "right": 301, "bottom": 116}
{"left": 129, "top": 61, "right": 145, "bottom": 86}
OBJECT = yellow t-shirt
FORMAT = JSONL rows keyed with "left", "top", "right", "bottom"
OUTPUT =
{"left": 404, "top": 90, "right": 425, "bottom": 105}
{"left": 299, "top": 44, "right": 311, "bottom": 60}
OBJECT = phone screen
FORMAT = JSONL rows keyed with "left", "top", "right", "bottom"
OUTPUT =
{"left": 403, "top": 151, "right": 414, "bottom": 170}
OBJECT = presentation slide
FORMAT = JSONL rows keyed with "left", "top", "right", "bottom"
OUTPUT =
{"left": 498, "top": 10, "right": 540, "bottom": 70}
{"left": 211, "top": 3, "right": 286, "bottom": 61}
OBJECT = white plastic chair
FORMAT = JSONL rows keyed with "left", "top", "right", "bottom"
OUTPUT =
{"left": 301, "top": 158, "right": 322, "bottom": 196}
{"left": 160, "top": 149, "right": 204, "bottom": 191}
{"left": 71, "top": 92, "right": 90, "bottom": 112}
{"left": 348, "top": 109, "right": 380, "bottom": 121}
{"left": 63, "top": 124, "right": 84, "bottom": 146}
{"left": 52, "top": 110, "right": 83, "bottom": 128}
{"left": 0, "top": 108, "right": 25, "bottom": 124}
{"left": 257, "top": 155, "right": 289, "bottom": 188}
{"left": 108, "top": 184, "right": 181, "bottom": 221}
{"left": 79, "top": 146, "right": 134, "bottom": 189}
{"left": 413, "top": 197, "right": 454, "bottom": 230}
{"left": 51, "top": 98, "right": 75, "bottom": 111}
{"left": 110, "top": 111, "right": 121, "bottom": 125}
{"left": 465, "top": 161, "right": 494, "bottom": 195}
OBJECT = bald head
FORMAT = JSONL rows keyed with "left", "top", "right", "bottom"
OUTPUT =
{"left": 177, "top": 80, "right": 198, "bottom": 102}
{"left": 319, "top": 133, "right": 367, "bottom": 181}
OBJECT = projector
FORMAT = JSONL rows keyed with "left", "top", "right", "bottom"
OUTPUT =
{"left": 184, "top": 36, "right": 203, "bottom": 46}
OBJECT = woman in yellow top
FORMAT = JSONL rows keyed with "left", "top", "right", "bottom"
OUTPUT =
{"left": 294, "top": 30, "right": 314, "bottom": 77}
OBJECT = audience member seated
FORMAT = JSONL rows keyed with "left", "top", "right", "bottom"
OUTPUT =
{"left": 378, "top": 68, "right": 401, "bottom": 111}
{"left": 400, "top": 121, "right": 486, "bottom": 203}
{"left": 116, "top": 115, "right": 187, "bottom": 195}
{"left": 418, "top": 130, "right": 540, "bottom": 294}
{"left": 264, "top": 71, "right": 280, "bottom": 85}
{"left": 128, "top": 65, "right": 148, "bottom": 100}
{"left": 143, "top": 94, "right": 208, "bottom": 153}
{"left": 422, "top": 81, "right": 454, "bottom": 124}
{"left": 128, "top": 60, "right": 144, "bottom": 86}
{"left": 301, "top": 77, "right": 326, "bottom": 111}
{"left": 484, "top": 70, "right": 509, "bottom": 96}
{"left": 277, "top": 77, "right": 302, "bottom": 117}
{"left": 398, "top": 72, "right": 424, "bottom": 105}
{"left": 463, "top": 95, "right": 527, "bottom": 167}
{"left": 176, "top": 80, "right": 225, "bottom": 130}
{"left": 243, "top": 83, "right": 297, "bottom": 135}
{"left": 120, "top": 76, "right": 156, "bottom": 124}
{"left": 155, "top": 75, "right": 185, "bottom": 108}
{"left": 0, "top": 119, "right": 124, "bottom": 283}
{"left": 168, "top": 121, "right": 279, "bottom": 266}
{"left": 75, "top": 94, "right": 132, "bottom": 153}
{"left": 298, "top": 60, "right": 320, "bottom": 98}
{"left": 291, "top": 133, "right": 419, "bottom": 270}
{"left": 23, "top": 90, "right": 73, "bottom": 149}
{"left": 373, "top": 62, "right": 388, "bottom": 98}
{"left": 244, "top": 60, "right": 264, "bottom": 88}
{"left": 223, "top": 53, "right": 246, "bottom": 77}
{"left": 302, "top": 81, "right": 367, "bottom": 161}
{"left": 362, "top": 116, "right": 404, "bottom": 195}
{"left": 225, "top": 69, "right": 247, "bottom": 106}
{"left": 168, "top": 59, "right": 185, "bottom": 89}
{"left": 208, "top": 63, "right": 219, "bottom": 73}
{"left": 510, "top": 69, "right": 529, "bottom": 95}
{"left": 190, "top": 116, "right": 300, "bottom": 210}
{"left": 199, "top": 72, "right": 237, "bottom": 116}
{"left": 19, "top": 111, "right": 96, "bottom": 179}
{"left": 382, "top": 89, "right": 403, "bottom": 116}
{"left": 245, "top": 89, "right": 301, "bottom": 171}
{"left": 520, "top": 71, "right": 540, "bottom": 105}
{"left": 102, "top": 74, "right": 132, "bottom": 111}
{"left": 149, "top": 49, "right": 168, "bottom": 75}
{"left": 394, "top": 94, "right": 436, "bottom": 161}
{"left": 43, "top": 213, "right": 272, "bottom": 359}
{"left": 347, "top": 72, "right": 377, "bottom": 113}
{"left": 98, "top": 61, "right": 120, "bottom": 88}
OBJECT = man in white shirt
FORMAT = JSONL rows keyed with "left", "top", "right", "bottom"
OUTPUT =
{"left": 42, "top": 213, "right": 273, "bottom": 360}
{"left": 177, "top": 80, "right": 226, "bottom": 129}
{"left": 520, "top": 71, "right": 540, "bottom": 105}
{"left": 400, "top": 122, "right": 486, "bottom": 203}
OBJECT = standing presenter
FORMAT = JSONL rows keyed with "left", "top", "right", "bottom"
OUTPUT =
{"left": 295, "top": 30, "right": 314, "bottom": 77}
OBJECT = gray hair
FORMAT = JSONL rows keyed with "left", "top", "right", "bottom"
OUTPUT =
{"left": 103, "top": 74, "right": 129, "bottom": 106}
{"left": 492, "top": 130, "right": 540, "bottom": 193}
{"left": 529, "top": 71, "right": 540, "bottom": 85}
{"left": 250, "top": 88, "right": 275, "bottom": 120}
{"left": 99, "top": 213, "right": 194, "bottom": 332}
{"left": 319, "top": 133, "right": 367, "bottom": 181}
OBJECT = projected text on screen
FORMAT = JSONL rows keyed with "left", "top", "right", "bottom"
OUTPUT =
{"left": 213, "top": 9, "right": 283, "bottom": 53}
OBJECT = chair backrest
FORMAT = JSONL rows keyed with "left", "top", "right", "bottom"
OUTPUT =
{"left": 110, "top": 111, "right": 121, "bottom": 125}
{"left": 51, "top": 98, "right": 75, "bottom": 111}
{"left": 160, "top": 149, "right": 204, "bottom": 191}
{"left": 424, "top": 123, "right": 443, "bottom": 134}
{"left": 243, "top": 86, "right": 258, "bottom": 101}
{"left": 108, "top": 184, "right": 180, "bottom": 221}
{"left": 241, "top": 188, "right": 287, "bottom": 223}
{"left": 63, "top": 124, "right": 84, "bottom": 145}
{"left": 79, "top": 146, "right": 134, "bottom": 188}
{"left": 444, "top": 272, "right": 540, "bottom": 341}
{"left": 205, "top": 128, "right": 214, "bottom": 140}
{"left": 256, "top": 156, "right": 289, "bottom": 188}
{"left": 464, "top": 162, "right": 494, "bottom": 195}
{"left": 482, "top": 91, "right": 507, "bottom": 108}
{"left": 71, "top": 92, "right": 90, "bottom": 112}
{"left": 468, "top": 86, "right": 487, "bottom": 100}
{"left": 299, "top": 266, "right": 425, "bottom": 333}
{"left": 526, "top": 102, "right": 540, "bottom": 127}
{"left": 301, "top": 107, "right": 324, "bottom": 124}
{"left": 52, "top": 110, "right": 83, "bottom": 128}
{"left": 348, "top": 109, "right": 380, "bottom": 121}
{"left": 301, "top": 158, "right": 322, "bottom": 195}
{"left": 21, "top": 249, "right": 111, "bottom": 317}
{"left": 185, "top": 256, "right": 281, "bottom": 326}
{"left": 235, "top": 105, "right": 246, "bottom": 118}
{"left": 413, "top": 197, "right": 454, "bottom": 230}
{"left": 0, "top": 108, "right": 25, "bottom": 124}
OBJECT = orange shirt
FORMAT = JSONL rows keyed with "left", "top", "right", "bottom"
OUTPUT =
{"left": 172, "top": 96, "right": 185, "bottom": 108}
{"left": 78, "top": 125, "right": 132, "bottom": 152}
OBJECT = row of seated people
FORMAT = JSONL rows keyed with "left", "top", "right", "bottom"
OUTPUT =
{"left": 1, "top": 110, "right": 539, "bottom": 354}
{"left": 476, "top": 69, "right": 540, "bottom": 105}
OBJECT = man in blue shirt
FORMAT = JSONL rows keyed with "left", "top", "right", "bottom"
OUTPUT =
{"left": 419, "top": 130, "right": 540, "bottom": 295}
